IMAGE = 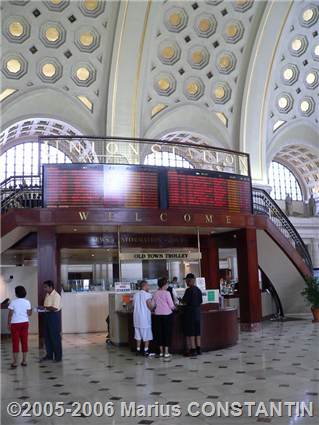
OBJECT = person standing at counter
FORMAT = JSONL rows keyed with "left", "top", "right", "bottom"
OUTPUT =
{"left": 40, "top": 280, "right": 62, "bottom": 362}
{"left": 7, "top": 286, "right": 32, "bottom": 368}
{"left": 153, "top": 277, "right": 175, "bottom": 358}
{"left": 167, "top": 280, "right": 179, "bottom": 305}
{"left": 182, "top": 273, "right": 203, "bottom": 357}
{"left": 133, "top": 280, "right": 154, "bottom": 356}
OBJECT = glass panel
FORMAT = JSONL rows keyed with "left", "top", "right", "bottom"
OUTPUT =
{"left": 0, "top": 141, "right": 71, "bottom": 184}
{"left": 0, "top": 153, "right": 6, "bottom": 181}
{"left": 144, "top": 151, "right": 193, "bottom": 168}
{"left": 268, "top": 161, "right": 302, "bottom": 201}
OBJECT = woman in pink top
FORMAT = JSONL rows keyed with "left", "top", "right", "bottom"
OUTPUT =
{"left": 152, "top": 277, "right": 175, "bottom": 358}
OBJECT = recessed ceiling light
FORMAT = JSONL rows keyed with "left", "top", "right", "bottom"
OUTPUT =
{"left": 73, "top": 228, "right": 77, "bottom": 232}
{"left": 91, "top": 254, "right": 95, "bottom": 257}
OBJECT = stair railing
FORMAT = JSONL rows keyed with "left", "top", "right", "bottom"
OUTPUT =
{"left": 252, "top": 188, "right": 313, "bottom": 271}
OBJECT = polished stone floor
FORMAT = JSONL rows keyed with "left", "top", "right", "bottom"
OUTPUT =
{"left": 1, "top": 318, "right": 318, "bottom": 425}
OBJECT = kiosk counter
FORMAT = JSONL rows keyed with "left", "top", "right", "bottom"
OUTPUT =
{"left": 110, "top": 290, "right": 239, "bottom": 353}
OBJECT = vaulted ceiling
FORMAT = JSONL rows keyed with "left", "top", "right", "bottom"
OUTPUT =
{"left": 1, "top": 0, "right": 119, "bottom": 134}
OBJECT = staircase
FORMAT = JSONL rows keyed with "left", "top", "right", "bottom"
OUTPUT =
{"left": 252, "top": 188, "right": 312, "bottom": 314}
{"left": 1, "top": 175, "right": 42, "bottom": 213}
{"left": 252, "top": 188, "right": 312, "bottom": 272}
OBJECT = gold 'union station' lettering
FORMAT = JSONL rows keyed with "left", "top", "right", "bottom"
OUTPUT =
{"left": 79, "top": 211, "right": 89, "bottom": 221}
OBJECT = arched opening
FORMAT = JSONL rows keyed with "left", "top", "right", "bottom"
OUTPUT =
{"left": 0, "top": 118, "right": 92, "bottom": 187}
{"left": 0, "top": 141, "right": 71, "bottom": 184}
{"left": 0, "top": 118, "right": 83, "bottom": 210}
{"left": 268, "top": 161, "right": 303, "bottom": 201}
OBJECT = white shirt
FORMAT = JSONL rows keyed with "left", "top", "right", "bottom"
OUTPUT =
{"left": 44, "top": 289, "right": 62, "bottom": 311}
{"left": 169, "top": 285, "right": 179, "bottom": 304}
{"left": 8, "top": 298, "right": 31, "bottom": 323}
{"left": 133, "top": 290, "right": 152, "bottom": 329}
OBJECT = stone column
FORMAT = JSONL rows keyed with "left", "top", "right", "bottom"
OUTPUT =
{"left": 37, "top": 227, "right": 60, "bottom": 347}
{"left": 237, "top": 229, "right": 262, "bottom": 331}
{"left": 311, "top": 239, "right": 319, "bottom": 269}
{"left": 200, "top": 236, "right": 219, "bottom": 289}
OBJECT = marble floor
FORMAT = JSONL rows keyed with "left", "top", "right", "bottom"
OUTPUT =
{"left": 1, "top": 318, "right": 318, "bottom": 425}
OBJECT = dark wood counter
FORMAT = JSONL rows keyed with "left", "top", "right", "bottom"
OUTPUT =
{"left": 119, "top": 304, "right": 238, "bottom": 353}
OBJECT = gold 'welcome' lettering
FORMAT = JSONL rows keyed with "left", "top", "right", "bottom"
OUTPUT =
{"left": 184, "top": 213, "right": 192, "bottom": 223}
{"left": 160, "top": 212, "right": 167, "bottom": 222}
{"left": 205, "top": 214, "right": 214, "bottom": 223}
{"left": 79, "top": 211, "right": 89, "bottom": 221}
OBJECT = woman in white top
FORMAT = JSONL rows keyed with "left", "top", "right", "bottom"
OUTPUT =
{"left": 8, "top": 286, "right": 32, "bottom": 368}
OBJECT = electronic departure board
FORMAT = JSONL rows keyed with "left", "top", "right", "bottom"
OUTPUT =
{"left": 43, "top": 164, "right": 252, "bottom": 214}
{"left": 167, "top": 170, "right": 252, "bottom": 213}
{"left": 43, "top": 164, "right": 159, "bottom": 208}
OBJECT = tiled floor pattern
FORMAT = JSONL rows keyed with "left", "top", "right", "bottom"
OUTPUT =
{"left": 1, "top": 318, "right": 318, "bottom": 425}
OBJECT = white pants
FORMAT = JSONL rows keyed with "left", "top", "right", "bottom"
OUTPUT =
{"left": 134, "top": 327, "right": 153, "bottom": 341}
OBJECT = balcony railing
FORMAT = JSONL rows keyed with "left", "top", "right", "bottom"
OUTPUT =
{"left": 1, "top": 175, "right": 42, "bottom": 212}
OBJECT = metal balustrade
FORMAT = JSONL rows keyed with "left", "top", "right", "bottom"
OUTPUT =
{"left": 1, "top": 175, "right": 42, "bottom": 212}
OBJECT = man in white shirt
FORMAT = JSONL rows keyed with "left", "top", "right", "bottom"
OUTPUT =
{"left": 40, "top": 280, "right": 62, "bottom": 362}
{"left": 133, "top": 280, "right": 154, "bottom": 356}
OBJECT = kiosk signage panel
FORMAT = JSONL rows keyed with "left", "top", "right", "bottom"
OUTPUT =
{"left": 119, "top": 252, "right": 202, "bottom": 261}
{"left": 114, "top": 282, "right": 132, "bottom": 293}
{"left": 196, "top": 277, "right": 206, "bottom": 292}
{"left": 207, "top": 289, "right": 219, "bottom": 303}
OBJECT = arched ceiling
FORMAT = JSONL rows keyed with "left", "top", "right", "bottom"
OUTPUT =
{"left": 274, "top": 144, "right": 319, "bottom": 197}
{"left": 264, "top": 0, "right": 319, "bottom": 198}
{"left": 0, "top": 117, "right": 82, "bottom": 153}
{"left": 267, "top": 0, "right": 319, "bottom": 137}
{"left": 139, "top": 0, "right": 266, "bottom": 145}
{"left": 239, "top": 0, "right": 318, "bottom": 184}
{"left": 1, "top": 0, "right": 119, "bottom": 134}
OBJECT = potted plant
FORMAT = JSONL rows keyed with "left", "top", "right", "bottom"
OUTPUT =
{"left": 301, "top": 276, "right": 319, "bottom": 322}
